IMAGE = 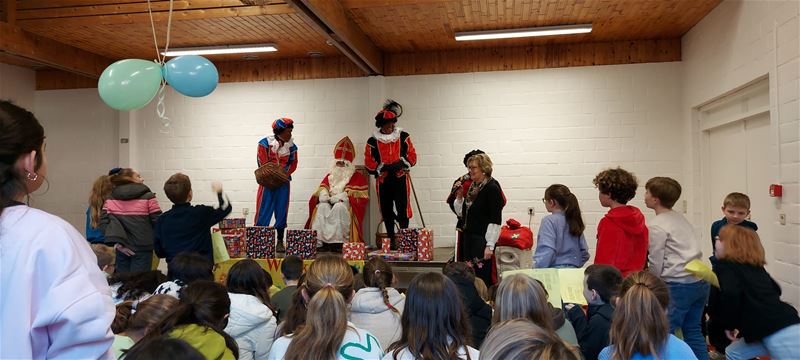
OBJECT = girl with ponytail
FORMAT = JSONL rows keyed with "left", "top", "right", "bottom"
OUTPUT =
{"left": 599, "top": 271, "right": 696, "bottom": 360}
{"left": 1, "top": 100, "right": 115, "bottom": 359}
{"left": 534, "top": 184, "right": 590, "bottom": 268}
{"left": 111, "top": 295, "right": 179, "bottom": 358}
{"left": 350, "top": 257, "right": 405, "bottom": 348}
{"left": 86, "top": 173, "right": 113, "bottom": 244}
{"left": 132, "top": 280, "right": 238, "bottom": 359}
{"left": 269, "top": 254, "right": 383, "bottom": 360}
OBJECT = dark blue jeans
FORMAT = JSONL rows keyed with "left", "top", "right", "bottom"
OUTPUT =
{"left": 668, "top": 280, "right": 710, "bottom": 360}
{"left": 115, "top": 249, "right": 152, "bottom": 273}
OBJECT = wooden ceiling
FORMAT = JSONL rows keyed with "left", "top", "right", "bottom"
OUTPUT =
{"left": 0, "top": 0, "right": 721, "bottom": 89}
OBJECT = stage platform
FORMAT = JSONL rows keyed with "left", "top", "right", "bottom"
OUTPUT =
{"left": 293, "top": 247, "right": 455, "bottom": 289}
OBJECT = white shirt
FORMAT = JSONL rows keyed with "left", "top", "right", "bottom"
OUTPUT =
{"left": 0, "top": 205, "right": 115, "bottom": 359}
{"left": 225, "top": 293, "right": 278, "bottom": 360}
{"left": 648, "top": 210, "right": 703, "bottom": 283}
{"left": 268, "top": 322, "right": 383, "bottom": 359}
{"left": 381, "top": 345, "right": 479, "bottom": 360}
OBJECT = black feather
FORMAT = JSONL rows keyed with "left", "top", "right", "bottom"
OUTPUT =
{"left": 382, "top": 99, "right": 403, "bottom": 118}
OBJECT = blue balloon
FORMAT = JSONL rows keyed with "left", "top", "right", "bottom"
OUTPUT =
{"left": 164, "top": 55, "right": 219, "bottom": 97}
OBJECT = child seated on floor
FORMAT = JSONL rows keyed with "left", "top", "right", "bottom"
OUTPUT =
{"left": 153, "top": 252, "right": 214, "bottom": 299}
{"left": 565, "top": 264, "right": 622, "bottom": 360}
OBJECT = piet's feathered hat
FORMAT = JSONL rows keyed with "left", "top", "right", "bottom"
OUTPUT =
{"left": 333, "top": 136, "right": 355, "bottom": 163}
{"left": 374, "top": 99, "right": 402, "bottom": 127}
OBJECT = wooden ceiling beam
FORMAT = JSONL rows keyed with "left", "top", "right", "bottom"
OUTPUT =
{"left": 286, "top": 0, "right": 382, "bottom": 75}
{"left": 0, "top": 21, "right": 113, "bottom": 78}
{"left": 4, "top": 0, "right": 17, "bottom": 24}
{"left": 16, "top": 0, "right": 285, "bottom": 20}
{"left": 384, "top": 39, "right": 682, "bottom": 76}
{"left": 340, "top": 0, "right": 452, "bottom": 9}
{"left": 17, "top": 4, "right": 293, "bottom": 27}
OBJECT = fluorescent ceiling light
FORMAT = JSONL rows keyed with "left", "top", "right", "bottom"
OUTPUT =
{"left": 455, "top": 24, "right": 592, "bottom": 41}
{"left": 161, "top": 44, "right": 277, "bottom": 56}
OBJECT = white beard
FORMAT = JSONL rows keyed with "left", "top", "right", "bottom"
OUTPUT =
{"left": 328, "top": 161, "right": 354, "bottom": 196}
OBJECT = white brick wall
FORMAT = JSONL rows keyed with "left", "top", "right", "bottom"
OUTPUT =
{"left": 121, "top": 62, "right": 683, "bottom": 258}
{"left": 15, "top": 0, "right": 796, "bottom": 311}
{"left": 683, "top": 0, "right": 800, "bottom": 307}
{"left": 385, "top": 63, "right": 684, "bottom": 253}
{"left": 33, "top": 89, "right": 119, "bottom": 228}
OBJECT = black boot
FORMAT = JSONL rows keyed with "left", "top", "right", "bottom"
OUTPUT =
{"left": 276, "top": 228, "right": 285, "bottom": 253}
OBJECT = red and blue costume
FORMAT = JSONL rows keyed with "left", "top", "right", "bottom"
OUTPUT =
{"left": 255, "top": 118, "right": 298, "bottom": 232}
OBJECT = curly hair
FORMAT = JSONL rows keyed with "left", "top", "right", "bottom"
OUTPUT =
{"left": 593, "top": 167, "right": 638, "bottom": 204}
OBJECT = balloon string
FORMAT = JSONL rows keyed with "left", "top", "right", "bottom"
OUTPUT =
{"left": 146, "top": 0, "right": 174, "bottom": 131}
{"left": 156, "top": 82, "right": 170, "bottom": 133}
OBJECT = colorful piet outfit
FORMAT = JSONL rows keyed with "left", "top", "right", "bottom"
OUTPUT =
{"left": 255, "top": 118, "right": 298, "bottom": 244}
{"left": 364, "top": 100, "right": 417, "bottom": 246}
{"left": 305, "top": 137, "right": 369, "bottom": 247}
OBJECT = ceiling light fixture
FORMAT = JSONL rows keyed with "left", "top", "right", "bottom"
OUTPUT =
{"left": 161, "top": 44, "right": 278, "bottom": 56}
{"left": 454, "top": 24, "right": 592, "bottom": 41}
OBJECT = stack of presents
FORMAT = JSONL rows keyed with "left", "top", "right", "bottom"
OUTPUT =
{"left": 216, "top": 217, "right": 433, "bottom": 261}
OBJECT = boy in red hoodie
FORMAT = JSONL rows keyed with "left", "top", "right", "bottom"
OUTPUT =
{"left": 592, "top": 167, "right": 648, "bottom": 277}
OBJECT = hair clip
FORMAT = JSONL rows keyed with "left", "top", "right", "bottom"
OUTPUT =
{"left": 108, "top": 167, "right": 122, "bottom": 175}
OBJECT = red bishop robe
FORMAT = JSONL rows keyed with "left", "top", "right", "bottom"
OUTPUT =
{"left": 304, "top": 171, "right": 369, "bottom": 243}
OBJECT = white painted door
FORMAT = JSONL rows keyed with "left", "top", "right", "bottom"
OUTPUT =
{"left": 704, "top": 113, "right": 775, "bottom": 259}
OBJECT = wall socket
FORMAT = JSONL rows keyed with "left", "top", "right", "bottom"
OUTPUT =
{"left": 779, "top": 212, "right": 786, "bottom": 225}
{"left": 527, "top": 207, "right": 535, "bottom": 216}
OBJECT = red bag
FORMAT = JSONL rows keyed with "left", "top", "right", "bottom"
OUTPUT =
{"left": 497, "top": 219, "right": 533, "bottom": 250}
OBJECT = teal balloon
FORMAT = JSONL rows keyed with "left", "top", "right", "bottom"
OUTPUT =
{"left": 97, "top": 59, "right": 163, "bottom": 111}
{"left": 164, "top": 55, "right": 218, "bottom": 97}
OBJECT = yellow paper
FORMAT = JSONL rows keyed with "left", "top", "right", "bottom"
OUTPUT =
{"left": 557, "top": 268, "right": 588, "bottom": 306}
{"left": 211, "top": 231, "right": 230, "bottom": 264}
{"left": 502, "top": 268, "right": 562, "bottom": 308}
{"left": 685, "top": 259, "right": 719, "bottom": 288}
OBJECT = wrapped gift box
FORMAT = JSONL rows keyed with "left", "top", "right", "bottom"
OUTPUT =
{"left": 220, "top": 228, "right": 247, "bottom": 258}
{"left": 416, "top": 229, "right": 434, "bottom": 261}
{"left": 245, "top": 226, "right": 275, "bottom": 259}
{"left": 285, "top": 229, "right": 317, "bottom": 260}
{"left": 397, "top": 228, "right": 420, "bottom": 256}
{"left": 219, "top": 218, "right": 246, "bottom": 229}
{"left": 343, "top": 242, "right": 366, "bottom": 261}
{"left": 367, "top": 250, "right": 416, "bottom": 261}
{"left": 381, "top": 238, "right": 391, "bottom": 252}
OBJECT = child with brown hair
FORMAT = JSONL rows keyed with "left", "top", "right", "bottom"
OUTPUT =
{"left": 710, "top": 192, "right": 758, "bottom": 258}
{"left": 270, "top": 254, "right": 383, "bottom": 359}
{"left": 350, "top": 257, "right": 405, "bottom": 348}
{"left": 644, "top": 176, "right": 709, "bottom": 360}
{"left": 384, "top": 272, "right": 478, "bottom": 360}
{"left": 225, "top": 259, "right": 278, "bottom": 360}
{"left": 87, "top": 173, "right": 114, "bottom": 244}
{"left": 598, "top": 271, "right": 695, "bottom": 360}
{"left": 154, "top": 173, "right": 232, "bottom": 265}
{"left": 100, "top": 167, "right": 161, "bottom": 273}
{"left": 132, "top": 280, "right": 238, "bottom": 359}
{"left": 592, "top": 167, "right": 648, "bottom": 277}
{"left": 111, "top": 294, "right": 179, "bottom": 358}
{"left": 711, "top": 226, "right": 799, "bottom": 360}
{"left": 480, "top": 319, "right": 580, "bottom": 360}
{"left": 565, "top": 264, "right": 623, "bottom": 360}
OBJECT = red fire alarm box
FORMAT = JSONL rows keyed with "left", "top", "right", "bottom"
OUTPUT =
{"left": 769, "top": 184, "right": 783, "bottom": 197}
